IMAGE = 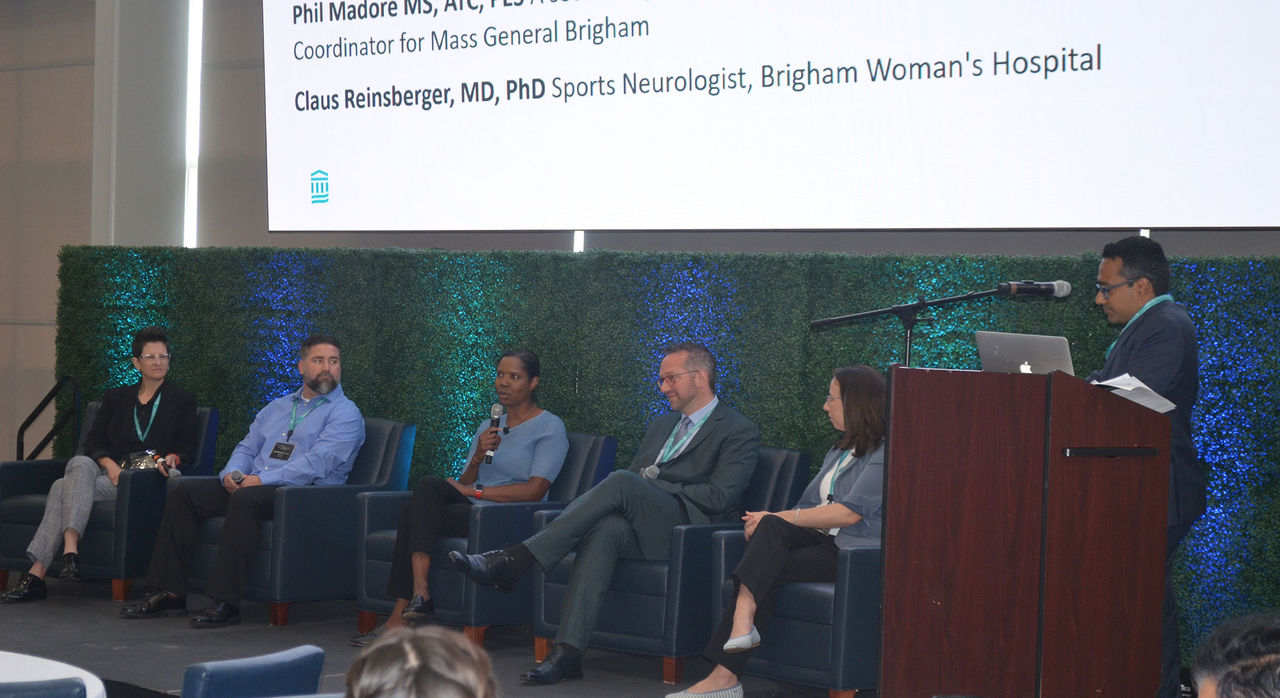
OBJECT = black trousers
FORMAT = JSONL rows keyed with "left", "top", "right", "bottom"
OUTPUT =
{"left": 1160, "top": 519, "right": 1195, "bottom": 698}
{"left": 703, "top": 515, "right": 839, "bottom": 675}
{"left": 143, "top": 478, "right": 278, "bottom": 605}
{"left": 386, "top": 476, "right": 472, "bottom": 600}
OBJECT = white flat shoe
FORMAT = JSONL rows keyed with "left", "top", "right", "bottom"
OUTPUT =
{"left": 664, "top": 684, "right": 743, "bottom": 698}
{"left": 722, "top": 626, "right": 760, "bottom": 653}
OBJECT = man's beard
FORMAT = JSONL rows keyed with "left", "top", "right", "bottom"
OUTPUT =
{"left": 308, "top": 374, "right": 337, "bottom": 395}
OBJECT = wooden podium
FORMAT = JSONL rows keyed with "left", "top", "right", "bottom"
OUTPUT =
{"left": 879, "top": 367, "right": 1169, "bottom": 698}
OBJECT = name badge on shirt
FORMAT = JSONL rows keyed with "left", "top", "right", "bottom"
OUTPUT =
{"left": 269, "top": 442, "right": 295, "bottom": 460}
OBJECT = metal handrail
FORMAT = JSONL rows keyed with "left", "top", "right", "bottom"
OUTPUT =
{"left": 16, "top": 375, "right": 81, "bottom": 460}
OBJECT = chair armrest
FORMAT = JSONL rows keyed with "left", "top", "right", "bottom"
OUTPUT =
{"left": 357, "top": 490, "right": 412, "bottom": 537}
{"left": 0, "top": 459, "right": 68, "bottom": 499}
{"left": 271, "top": 484, "right": 381, "bottom": 600}
{"left": 831, "top": 545, "right": 883, "bottom": 682}
{"left": 467, "top": 501, "right": 568, "bottom": 552}
{"left": 531, "top": 506, "right": 568, "bottom": 532}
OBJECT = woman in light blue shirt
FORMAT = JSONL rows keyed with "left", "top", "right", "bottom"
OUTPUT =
{"left": 352, "top": 349, "right": 568, "bottom": 646}
{"left": 668, "top": 365, "right": 886, "bottom": 698}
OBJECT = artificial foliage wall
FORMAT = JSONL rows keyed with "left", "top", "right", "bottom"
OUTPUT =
{"left": 54, "top": 245, "right": 1280, "bottom": 655}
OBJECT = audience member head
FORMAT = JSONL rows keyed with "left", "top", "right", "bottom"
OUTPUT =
{"left": 346, "top": 626, "right": 498, "bottom": 698}
{"left": 829, "top": 365, "right": 887, "bottom": 456}
{"left": 1193, "top": 612, "right": 1280, "bottom": 698}
{"left": 131, "top": 326, "right": 169, "bottom": 358}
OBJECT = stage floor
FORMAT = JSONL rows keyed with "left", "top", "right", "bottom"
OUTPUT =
{"left": 0, "top": 575, "right": 836, "bottom": 697}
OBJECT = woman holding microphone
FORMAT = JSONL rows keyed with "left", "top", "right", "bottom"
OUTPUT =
{"left": 352, "top": 349, "right": 568, "bottom": 646}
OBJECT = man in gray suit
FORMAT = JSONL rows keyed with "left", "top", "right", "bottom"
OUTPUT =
{"left": 451, "top": 342, "right": 761, "bottom": 684}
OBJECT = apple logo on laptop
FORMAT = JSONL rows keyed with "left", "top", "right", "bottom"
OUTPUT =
{"left": 1020, "top": 361, "right": 1033, "bottom": 374}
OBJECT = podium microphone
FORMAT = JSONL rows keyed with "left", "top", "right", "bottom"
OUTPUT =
{"left": 997, "top": 280, "right": 1072, "bottom": 298}
{"left": 484, "top": 403, "right": 503, "bottom": 464}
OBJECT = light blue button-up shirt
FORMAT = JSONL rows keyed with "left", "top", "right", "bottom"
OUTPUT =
{"left": 219, "top": 383, "right": 365, "bottom": 486}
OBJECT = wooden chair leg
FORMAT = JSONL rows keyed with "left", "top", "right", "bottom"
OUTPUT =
{"left": 534, "top": 637, "right": 552, "bottom": 662}
{"left": 270, "top": 602, "right": 290, "bottom": 626}
{"left": 462, "top": 626, "right": 487, "bottom": 645}
{"left": 357, "top": 610, "right": 378, "bottom": 633}
{"left": 0, "top": 570, "right": 8, "bottom": 589}
{"left": 829, "top": 690, "right": 858, "bottom": 698}
{"left": 663, "top": 656, "right": 684, "bottom": 685}
{"left": 112, "top": 579, "right": 130, "bottom": 601}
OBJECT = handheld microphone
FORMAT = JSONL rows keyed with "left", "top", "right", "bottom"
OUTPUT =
{"left": 997, "top": 280, "right": 1072, "bottom": 298}
{"left": 484, "top": 403, "right": 503, "bottom": 464}
{"left": 642, "top": 464, "right": 660, "bottom": 480}
{"left": 229, "top": 470, "right": 244, "bottom": 484}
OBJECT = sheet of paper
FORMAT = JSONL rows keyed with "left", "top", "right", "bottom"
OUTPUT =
{"left": 1091, "top": 373, "right": 1176, "bottom": 414}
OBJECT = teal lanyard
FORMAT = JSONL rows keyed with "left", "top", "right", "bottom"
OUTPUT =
{"left": 826, "top": 449, "right": 857, "bottom": 503}
{"left": 658, "top": 412, "right": 712, "bottom": 464}
{"left": 1105, "top": 294, "right": 1173, "bottom": 359}
{"left": 287, "top": 396, "right": 326, "bottom": 440}
{"left": 134, "top": 392, "right": 161, "bottom": 443}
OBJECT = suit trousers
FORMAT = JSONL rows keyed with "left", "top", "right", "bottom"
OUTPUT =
{"left": 703, "top": 516, "right": 839, "bottom": 675}
{"left": 1159, "top": 519, "right": 1196, "bottom": 698}
{"left": 26, "top": 456, "right": 117, "bottom": 567}
{"left": 143, "top": 478, "right": 278, "bottom": 605}
{"left": 524, "top": 470, "right": 687, "bottom": 651}
{"left": 386, "top": 476, "right": 471, "bottom": 600}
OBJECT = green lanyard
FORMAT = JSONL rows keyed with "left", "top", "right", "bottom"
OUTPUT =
{"left": 1105, "top": 294, "right": 1173, "bottom": 359}
{"left": 134, "top": 392, "right": 162, "bottom": 443}
{"left": 826, "top": 449, "right": 857, "bottom": 503}
{"left": 658, "top": 412, "right": 712, "bottom": 464}
{"left": 287, "top": 396, "right": 327, "bottom": 441}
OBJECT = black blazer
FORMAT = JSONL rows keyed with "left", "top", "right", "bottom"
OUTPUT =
{"left": 1088, "top": 300, "right": 1204, "bottom": 527}
{"left": 85, "top": 381, "right": 199, "bottom": 467}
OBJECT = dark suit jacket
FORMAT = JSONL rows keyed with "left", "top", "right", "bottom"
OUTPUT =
{"left": 1088, "top": 299, "right": 1204, "bottom": 527}
{"left": 86, "top": 381, "right": 199, "bottom": 466}
{"left": 626, "top": 400, "right": 760, "bottom": 525}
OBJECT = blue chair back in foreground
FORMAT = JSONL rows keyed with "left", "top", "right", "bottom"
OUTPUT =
{"left": 181, "top": 644, "right": 325, "bottom": 698}
{"left": 0, "top": 678, "right": 87, "bottom": 698}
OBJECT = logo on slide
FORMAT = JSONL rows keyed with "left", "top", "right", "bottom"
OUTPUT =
{"left": 310, "top": 170, "right": 329, "bottom": 204}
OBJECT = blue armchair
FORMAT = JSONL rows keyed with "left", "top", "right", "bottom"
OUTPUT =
{"left": 530, "top": 445, "right": 809, "bottom": 683}
{"left": 181, "top": 645, "right": 325, "bottom": 698}
{"left": 356, "top": 431, "right": 618, "bottom": 643}
{"left": 0, "top": 678, "right": 88, "bottom": 698}
{"left": 180, "top": 417, "right": 415, "bottom": 625}
{"left": 0, "top": 401, "right": 219, "bottom": 600}
{"left": 711, "top": 530, "right": 881, "bottom": 698}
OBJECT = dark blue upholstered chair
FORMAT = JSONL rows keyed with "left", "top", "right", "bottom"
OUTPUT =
{"left": 356, "top": 431, "right": 618, "bottom": 643}
{"left": 0, "top": 401, "right": 219, "bottom": 600}
{"left": 0, "top": 678, "right": 88, "bottom": 698}
{"left": 179, "top": 417, "right": 415, "bottom": 625}
{"left": 711, "top": 531, "right": 881, "bottom": 698}
{"left": 181, "top": 644, "right": 325, "bottom": 698}
{"left": 529, "top": 445, "right": 809, "bottom": 684}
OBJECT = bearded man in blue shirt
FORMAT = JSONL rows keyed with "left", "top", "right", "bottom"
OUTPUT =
{"left": 120, "top": 334, "right": 365, "bottom": 628}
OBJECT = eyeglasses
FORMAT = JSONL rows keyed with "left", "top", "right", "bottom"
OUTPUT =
{"left": 1095, "top": 279, "right": 1135, "bottom": 299}
{"left": 139, "top": 354, "right": 171, "bottom": 362}
{"left": 656, "top": 370, "right": 698, "bottom": 387}
{"left": 824, "top": 395, "right": 842, "bottom": 403}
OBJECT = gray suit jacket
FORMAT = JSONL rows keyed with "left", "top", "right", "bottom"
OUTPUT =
{"left": 627, "top": 400, "right": 760, "bottom": 525}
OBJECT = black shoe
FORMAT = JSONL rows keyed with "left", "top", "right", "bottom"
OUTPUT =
{"left": 350, "top": 624, "right": 384, "bottom": 648}
{"left": 189, "top": 600, "right": 241, "bottom": 629}
{"left": 448, "top": 550, "right": 521, "bottom": 592}
{"left": 120, "top": 590, "right": 186, "bottom": 618}
{"left": 57, "top": 553, "right": 81, "bottom": 581}
{"left": 401, "top": 595, "right": 436, "bottom": 624}
{"left": 520, "top": 644, "right": 584, "bottom": 684}
{"left": 1, "top": 573, "right": 47, "bottom": 603}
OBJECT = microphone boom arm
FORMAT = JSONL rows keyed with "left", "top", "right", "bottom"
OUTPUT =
{"left": 809, "top": 287, "right": 1003, "bottom": 367}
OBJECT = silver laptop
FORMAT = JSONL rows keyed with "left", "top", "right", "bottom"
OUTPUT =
{"left": 975, "top": 330, "right": 1075, "bottom": 376}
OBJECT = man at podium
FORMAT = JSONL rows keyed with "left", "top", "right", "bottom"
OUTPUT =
{"left": 1088, "top": 235, "right": 1206, "bottom": 698}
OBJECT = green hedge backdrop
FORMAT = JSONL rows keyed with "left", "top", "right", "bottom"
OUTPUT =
{"left": 53, "top": 245, "right": 1280, "bottom": 658}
